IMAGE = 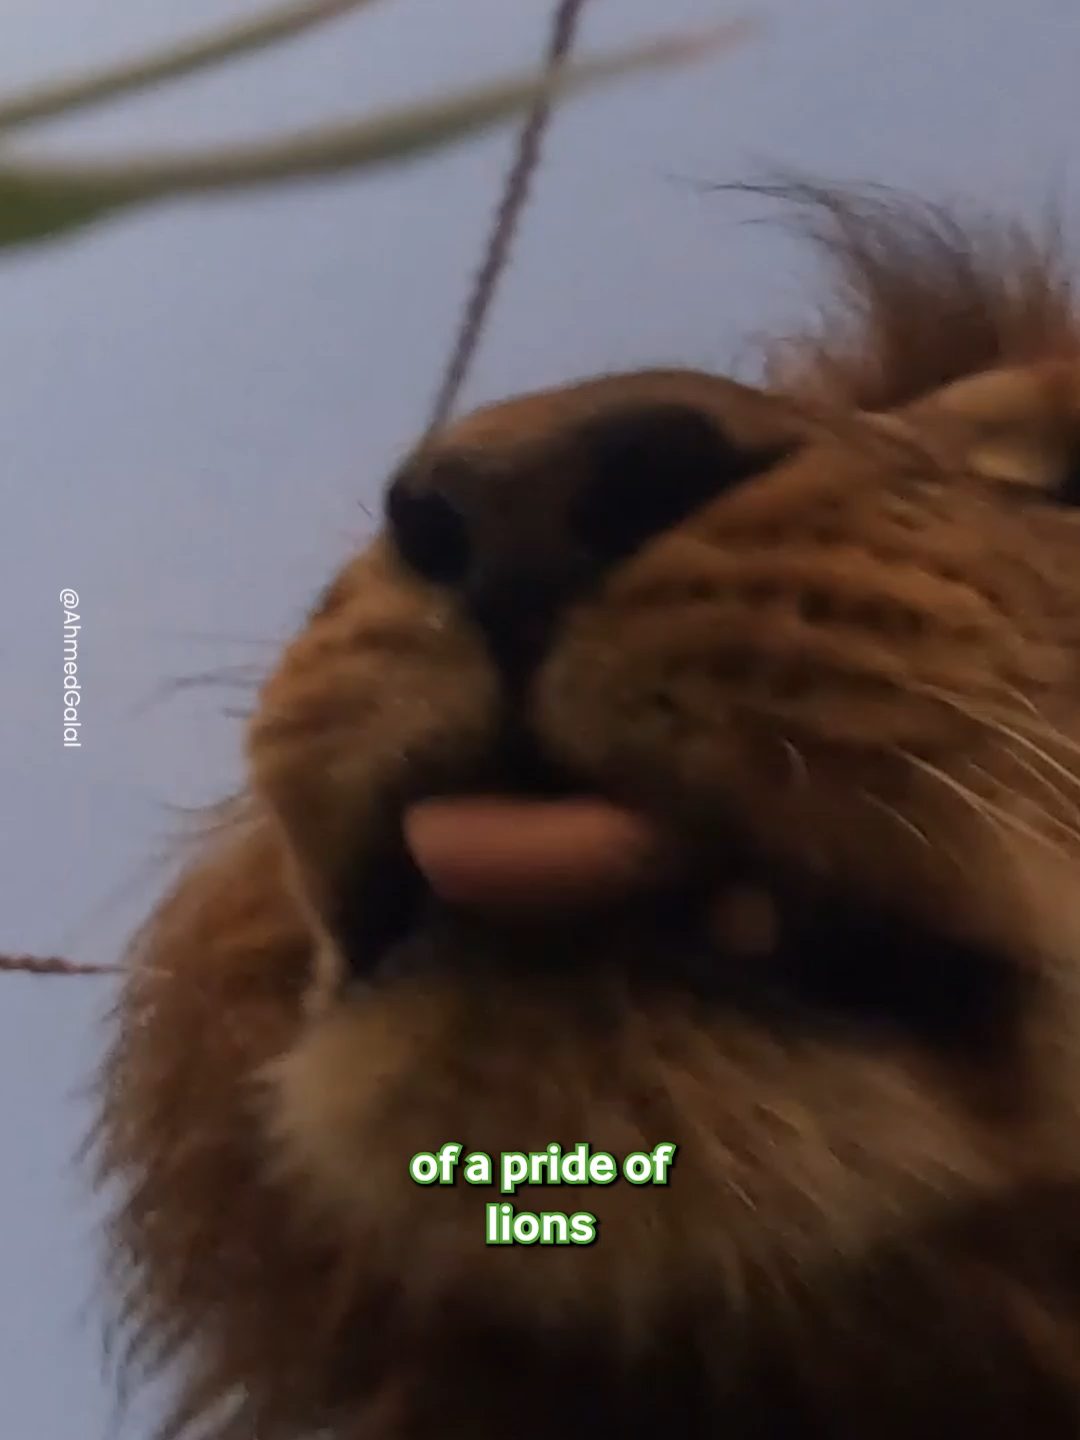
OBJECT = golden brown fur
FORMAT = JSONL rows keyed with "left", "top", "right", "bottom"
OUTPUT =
{"left": 93, "top": 188, "right": 1080, "bottom": 1439}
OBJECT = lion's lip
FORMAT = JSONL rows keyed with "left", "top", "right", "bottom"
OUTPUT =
{"left": 402, "top": 795, "right": 678, "bottom": 912}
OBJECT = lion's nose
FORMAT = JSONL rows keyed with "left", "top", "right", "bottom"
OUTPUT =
{"left": 384, "top": 401, "right": 783, "bottom": 686}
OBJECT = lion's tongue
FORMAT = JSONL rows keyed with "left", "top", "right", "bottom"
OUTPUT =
{"left": 403, "top": 797, "right": 669, "bottom": 910}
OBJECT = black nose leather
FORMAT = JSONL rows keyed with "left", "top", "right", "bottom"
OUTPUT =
{"left": 385, "top": 402, "right": 790, "bottom": 684}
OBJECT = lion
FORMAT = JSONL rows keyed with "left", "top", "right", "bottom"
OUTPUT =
{"left": 93, "top": 185, "right": 1080, "bottom": 1439}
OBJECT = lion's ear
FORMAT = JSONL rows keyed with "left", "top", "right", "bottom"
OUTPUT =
{"left": 886, "top": 361, "right": 1080, "bottom": 497}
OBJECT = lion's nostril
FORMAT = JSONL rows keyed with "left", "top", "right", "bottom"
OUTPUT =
{"left": 385, "top": 477, "right": 472, "bottom": 587}
{"left": 572, "top": 403, "right": 793, "bottom": 565}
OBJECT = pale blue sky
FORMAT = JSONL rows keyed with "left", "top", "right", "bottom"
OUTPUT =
{"left": 5, "top": 1, "right": 1080, "bottom": 1435}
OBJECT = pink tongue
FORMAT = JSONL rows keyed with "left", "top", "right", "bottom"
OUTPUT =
{"left": 404, "top": 797, "right": 669, "bottom": 910}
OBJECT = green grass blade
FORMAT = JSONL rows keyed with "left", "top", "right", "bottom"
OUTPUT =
{"left": 0, "top": 0, "right": 386, "bottom": 132}
{"left": 0, "top": 19, "right": 756, "bottom": 253}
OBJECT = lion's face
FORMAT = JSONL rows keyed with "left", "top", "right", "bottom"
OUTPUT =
{"left": 97, "top": 197, "right": 1080, "bottom": 1440}
{"left": 254, "top": 364, "right": 1080, "bottom": 987}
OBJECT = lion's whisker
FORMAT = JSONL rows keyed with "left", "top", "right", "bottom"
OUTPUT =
{"left": 903, "top": 751, "right": 1075, "bottom": 861}
{"left": 859, "top": 790, "right": 933, "bottom": 848}
{"left": 908, "top": 682, "right": 1080, "bottom": 800}
{"left": 963, "top": 757, "right": 1080, "bottom": 849}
